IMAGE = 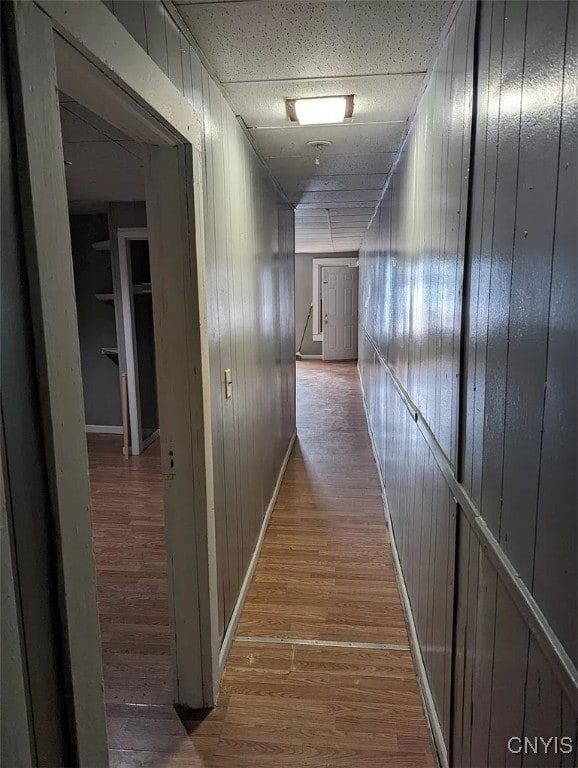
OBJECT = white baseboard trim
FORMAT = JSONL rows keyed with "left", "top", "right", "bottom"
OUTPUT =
{"left": 296, "top": 353, "right": 322, "bottom": 359}
{"left": 357, "top": 366, "right": 448, "bottom": 768}
{"left": 218, "top": 429, "right": 297, "bottom": 673}
{"left": 85, "top": 424, "right": 123, "bottom": 434}
{"left": 142, "top": 428, "right": 160, "bottom": 450}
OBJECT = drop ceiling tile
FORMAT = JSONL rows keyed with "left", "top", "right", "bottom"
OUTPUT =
{"left": 60, "top": 102, "right": 130, "bottom": 142}
{"left": 295, "top": 211, "right": 330, "bottom": 219}
{"left": 62, "top": 141, "right": 143, "bottom": 169}
{"left": 329, "top": 216, "right": 374, "bottom": 225}
{"left": 225, "top": 73, "right": 424, "bottom": 128}
{"left": 60, "top": 108, "right": 111, "bottom": 143}
{"left": 118, "top": 141, "right": 147, "bottom": 160}
{"left": 296, "top": 201, "right": 377, "bottom": 210}
{"left": 330, "top": 224, "right": 370, "bottom": 233}
{"left": 252, "top": 122, "right": 405, "bottom": 158}
{"left": 290, "top": 190, "right": 381, "bottom": 204}
{"left": 267, "top": 154, "right": 395, "bottom": 178}
{"left": 178, "top": 2, "right": 453, "bottom": 81}
{"left": 283, "top": 174, "right": 386, "bottom": 193}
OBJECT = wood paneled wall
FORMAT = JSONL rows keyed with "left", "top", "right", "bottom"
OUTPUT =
{"left": 359, "top": 1, "right": 577, "bottom": 765}
{"left": 105, "top": 0, "right": 295, "bottom": 639}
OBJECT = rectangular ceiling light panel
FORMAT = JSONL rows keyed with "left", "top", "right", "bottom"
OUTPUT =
{"left": 287, "top": 95, "right": 354, "bottom": 125}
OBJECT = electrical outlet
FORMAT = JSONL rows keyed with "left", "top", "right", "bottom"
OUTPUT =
{"left": 224, "top": 368, "right": 233, "bottom": 399}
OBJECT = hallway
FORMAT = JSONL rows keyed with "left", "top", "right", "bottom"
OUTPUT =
{"left": 91, "top": 363, "right": 434, "bottom": 766}
{"left": 3, "top": 1, "right": 575, "bottom": 765}
{"left": 181, "top": 361, "right": 435, "bottom": 767}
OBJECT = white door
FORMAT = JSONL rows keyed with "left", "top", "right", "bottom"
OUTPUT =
{"left": 321, "top": 266, "right": 359, "bottom": 361}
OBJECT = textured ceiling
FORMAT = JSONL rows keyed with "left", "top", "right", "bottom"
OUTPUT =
{"left": 175, "top": 0, "right": 453, "bottom": 252}
{"left": 59, "top": 93, "right": 144, "bottom": 212}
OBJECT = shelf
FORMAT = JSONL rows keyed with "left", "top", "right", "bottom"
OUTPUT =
{"left": 92, "top": 240, "right": 111, "bottom": 251}
{"left": 96, "top": 285, "right": 150, "bottom": 302}
{"left": 101, "top": 347, "right": 119, "bottom": 362}
{"left": 133, "top": 283, "right": 152, "bottom": 295}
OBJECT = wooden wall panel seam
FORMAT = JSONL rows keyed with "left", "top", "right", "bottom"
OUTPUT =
{"left": 361, "top": 327, "right": 578, "bottom": 708}
{"left": 451, "top": 2, "right": 482, "bottom": 763}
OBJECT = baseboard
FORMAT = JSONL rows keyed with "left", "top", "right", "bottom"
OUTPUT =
{"left": 142, "top": 428, "right": 160, "bottom": 450}
{"left": 357, "top": 366, "right": 448, "bottom": 768}
{"left": 218, "top": 429, "right": 297, "bottom": 672}
{"left": 296, "top": 353, "right": 322, "bottom": 359}
{"left": 85, "top": 424, "right": 123, "bottom": 434}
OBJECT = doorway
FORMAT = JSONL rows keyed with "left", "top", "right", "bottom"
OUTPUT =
{"left": 294, "top": 253, "right": 359, "bottom": 360}
{"left": 7, "top": 2, "right": 218, "bottom": 761}
{"left": 321, "top": 265, "right": 359, "bottom": 361}
{"left": 60, "top": 89, "right": 170, "bottom": 726}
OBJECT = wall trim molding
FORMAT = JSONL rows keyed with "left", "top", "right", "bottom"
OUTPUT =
{"left": 360, "top": 328, "right": 578, "bottom": 708}
{"left": 358, "top": 364, "right": 447, "bottom": 768}
{"left": 218, "top": 430, "right": 297, "bottom": 676}
{"left": 85, "top": 424, "right": 123, "bottom": 434}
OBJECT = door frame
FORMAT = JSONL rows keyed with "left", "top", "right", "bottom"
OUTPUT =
{"left": 321, "top": 265, "right": 359, "bottom": 361}
{"left": 117, "top": 226, "right": 149, "bottom": 456}
{"left": 7, "top": 2, "right": 218, "bottom": 764}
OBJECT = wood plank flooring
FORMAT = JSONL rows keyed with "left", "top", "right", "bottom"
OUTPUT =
{"left": 183, "top": 361, "right": 435, "bottom": 767}
{"left": 88, "top": 361, "right": 435, "bottom": 767}
{"left": 88, "top": 436, "right": 199, "bottom": 767}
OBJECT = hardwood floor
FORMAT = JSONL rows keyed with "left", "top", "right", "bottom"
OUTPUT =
{"left": 183, "top": 361, "right": 435, "bottom": 767}
{"left": 88, "top": 435, "right": 172, "bottom": 707}
{"left": 88, "top": 361, "right": 435, "bottom": 767}
{"left": 88, "top": 435, "right": 198, "bottom": 767}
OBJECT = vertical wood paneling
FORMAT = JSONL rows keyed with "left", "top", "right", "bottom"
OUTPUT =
{"left": 487, "top": 584, "right": 530, "bottom": 768}
{"left": 181, "top": 34, "right": 193, "bottom": 105}
{"left": 460, "top": 4, "right": 576, "bottom": 764}
{"left": 500, "top": 0, "right": 567, "bottom": 588}
{"left": 470, "top": 554, "right": 498, "bottom": 768}
{"left": 479, "top": 0, "right": 527, "bottom": 540}
{"left": 359, "top": 3, "right": 474, "bottom": 752}
{"left": 164, "top": 9, "right": 183, "bottom": 93}
{"left": 112, "top": 1, "right": 295, "bottom": 640}
{"left": 359, "top": 0, "right": 576, "bottom": 764}
{"left": 522, "top": 637, "right": 566, "bottom": 768}
{"left": 111, "top": 0, "right": 146, "bottom": 50}
{"left": 143, "top": 1, "right": 168, "bottom": 75}
{"left": 532, "top": 0, "right": 577, "bottom": 664}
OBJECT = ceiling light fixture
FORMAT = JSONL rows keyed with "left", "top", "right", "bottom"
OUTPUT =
{"left": 287, "top": 95, "right": 354, "bottom": 126}
{"left": 307, "top": 140, "right": 332, "bottom": 166}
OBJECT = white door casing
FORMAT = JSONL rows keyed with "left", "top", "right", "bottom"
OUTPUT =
{"left": 117, "top": 228, "right": 148, "bottom": 456}
{"left": 321, "top": 266, "right": 359, "bottom": 361}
